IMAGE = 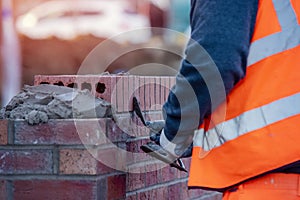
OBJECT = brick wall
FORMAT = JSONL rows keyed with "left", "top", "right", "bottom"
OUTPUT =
{"left": 0, "top": 75, "right": 221, "bottom": 200}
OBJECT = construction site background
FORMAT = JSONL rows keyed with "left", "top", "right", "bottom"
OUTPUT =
{"left": 0, "top": 0, "right": 190, "bottom": 107}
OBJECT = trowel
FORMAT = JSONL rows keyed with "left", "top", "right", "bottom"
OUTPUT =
{"left": 132, "top": 97, "right": 188, "bottom": 172}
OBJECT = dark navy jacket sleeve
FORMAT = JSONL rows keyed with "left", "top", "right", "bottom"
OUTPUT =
{"left": 161, "top": 0, "right": 258, "bottom": 151}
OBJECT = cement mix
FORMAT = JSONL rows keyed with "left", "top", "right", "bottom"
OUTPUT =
{"left": 0, "top": 84, "right": 112, "bottom": 125}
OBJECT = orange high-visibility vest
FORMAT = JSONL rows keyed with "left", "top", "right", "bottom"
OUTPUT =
{"left": 188, "top": 0, "right": 300, "bottom": 191}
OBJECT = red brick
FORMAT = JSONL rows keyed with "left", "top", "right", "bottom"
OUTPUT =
{"left": 14, "top": 119, "right": 107, "bottom": 145}
{"left": 12, "top": 180, "right": 100, "bottom": 200}
{"left": 0, "top": 120, "right": 8, "bottom": 145}
{"left": 59, "top": 148, "right": 98, "bottom": 175}
{"left": 159, "top": 165, "right": 179, "bottom": 183}
{"left": 0, "top": 149, "right": 53, "bottom": 174}
{"left": 107, "top": 175, "right": 126, "bottom": 200}
{"left": 14, "top": 121, "right": 52, "bottom": 145}
{"left": 126, "top": 173, "right": 145, "bottom": 192}
{"left": 59, "top": 147, "right": 116, "bottom": 175}
{"left": 0, "top": 180, "right": 7, "bottom": 200}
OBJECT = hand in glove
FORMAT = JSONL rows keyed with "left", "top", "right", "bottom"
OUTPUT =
{"left": 146, "top": 120, "right": 165, "bottom": 145}
{"left": 146, "top": 120, "right": 192, "bottom": 158}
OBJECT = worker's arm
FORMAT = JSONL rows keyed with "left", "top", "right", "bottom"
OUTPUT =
{"left": 160, "top": 0, "right": 259, "bottom": 157}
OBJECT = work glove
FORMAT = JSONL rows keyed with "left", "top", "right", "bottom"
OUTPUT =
{"left": 146, "top": 120, "right": 165, "bottom": 145}
{"left": 146, "top": 120, "right": 192, "bottom": 158}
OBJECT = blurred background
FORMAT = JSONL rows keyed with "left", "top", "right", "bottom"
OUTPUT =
{"left": 0, "top": 0, "right": 190, "bottom": 107}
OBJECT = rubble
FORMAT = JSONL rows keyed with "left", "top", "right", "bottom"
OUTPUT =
{"left": 0, "top": 84, "right": 112, "bottom": 125}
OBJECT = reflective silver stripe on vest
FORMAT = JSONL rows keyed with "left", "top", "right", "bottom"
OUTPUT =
{"left": 194, "top": 92, "right": 300, "bottom": 151}
{"left": 273, "top": 0, "right": 298, "bottom": 29}
{"left": 247, "top": 0, "right": 300, "bottom": 66}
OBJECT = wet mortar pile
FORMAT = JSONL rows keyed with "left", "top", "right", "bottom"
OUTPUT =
{"left": 0, "top": 84, "right": 112, "bottom": 125}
